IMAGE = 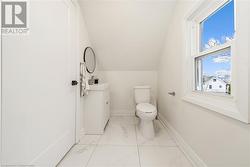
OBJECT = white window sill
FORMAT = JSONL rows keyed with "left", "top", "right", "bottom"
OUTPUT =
{"left": 182, "top": 92, "right": 248, "bottom": 123}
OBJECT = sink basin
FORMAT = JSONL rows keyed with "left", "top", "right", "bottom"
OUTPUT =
{"left": 89, "top": 83, "right": 109, "bottom": 91}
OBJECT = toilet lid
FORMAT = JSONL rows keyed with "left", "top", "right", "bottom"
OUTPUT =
{"left": 136, "top": 103, "right": 156, "bottom": 113}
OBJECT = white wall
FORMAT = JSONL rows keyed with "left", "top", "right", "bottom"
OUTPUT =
{"left": 79, "top": 0, "right": 176, "bottom": 71}
{"left": 98, "top": 71, "right": 157, "bottom": 116}
{"left": 158, "top": 1, "right": 250, "bottom": 167}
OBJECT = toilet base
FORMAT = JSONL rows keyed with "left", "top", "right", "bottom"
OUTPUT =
{"left": 139, "top": 119, "right": 155, "bottom": 139}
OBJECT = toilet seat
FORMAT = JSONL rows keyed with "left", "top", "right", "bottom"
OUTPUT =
{"left": 136, "top": 103, "right": 156, "bottom": 114}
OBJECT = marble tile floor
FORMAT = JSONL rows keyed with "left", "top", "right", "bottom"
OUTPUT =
{"left": 58, "top": 116, "right": 193, "bottom": 167}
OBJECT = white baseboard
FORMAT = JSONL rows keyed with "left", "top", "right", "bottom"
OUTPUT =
{"left": 30, "top": 131, "right": 74, "bottom": 167}
{"left": 111, "top": 109, "right": 135, "bottom": 117}
{"left": 158, "top": 113, "right": 207, "bottom": 167}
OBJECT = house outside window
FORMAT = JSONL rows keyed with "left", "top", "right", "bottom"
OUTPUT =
{"left": 204, "top": 77, "right": 227, "bottom": 93}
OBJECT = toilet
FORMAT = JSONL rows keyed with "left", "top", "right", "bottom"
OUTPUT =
{"left": 134, "top": 86, "right": 157, "bottom": 139}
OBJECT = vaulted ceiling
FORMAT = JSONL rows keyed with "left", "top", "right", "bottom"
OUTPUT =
{"left": 79, "top": 0, "right": 177, "bottom": 70}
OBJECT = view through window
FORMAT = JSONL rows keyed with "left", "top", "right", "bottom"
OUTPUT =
{"left": 195, "top": 0, "right": 235, "bottom": 95}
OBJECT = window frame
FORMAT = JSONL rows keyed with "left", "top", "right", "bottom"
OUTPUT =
{"left": 183, "top": 0, "right": 250, "bottom": 123}
{"left": 194, "top": 45, "right": 233, "bottom": 94}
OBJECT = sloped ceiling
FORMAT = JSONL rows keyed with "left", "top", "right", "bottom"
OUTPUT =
{"left": 79, "top": 0, "right": 177, "bottom": 70}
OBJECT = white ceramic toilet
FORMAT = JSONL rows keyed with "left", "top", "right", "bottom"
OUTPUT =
{"left": 134, "top": 86, "right": 157, "bottom": 139}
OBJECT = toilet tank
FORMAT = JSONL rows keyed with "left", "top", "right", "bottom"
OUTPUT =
{"left": 134, "top": 86, "right": 151, "bottom": 104}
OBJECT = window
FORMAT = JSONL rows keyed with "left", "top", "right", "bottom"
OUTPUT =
{"left": 195, "top": 0, "right": 234, "bottom": 95}
{"left": 184, "top": 0, "right": 250, "bottom": 123}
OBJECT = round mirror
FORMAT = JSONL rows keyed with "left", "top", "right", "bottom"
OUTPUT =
{"left": 83, "top": 47, "right": 96, "bottom": 74}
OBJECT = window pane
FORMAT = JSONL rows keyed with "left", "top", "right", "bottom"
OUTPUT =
{"left": 195, "top": 48, "right": 231, "bottom": 94}
{"left": 200, "top": 0, "right": 235, "bottom": 51}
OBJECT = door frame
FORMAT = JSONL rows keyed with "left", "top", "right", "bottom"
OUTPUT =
{"left": 65, "top": 0, "right": 81, "bottom": 144}
{"left": 63, "top": 0, "right": 80, "bottom": 144}
{"left": 0, "top": 1, "right": 2, "bottom": 165}
{"left": 72, "top": 0, "right": 81, "bottom": 143}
